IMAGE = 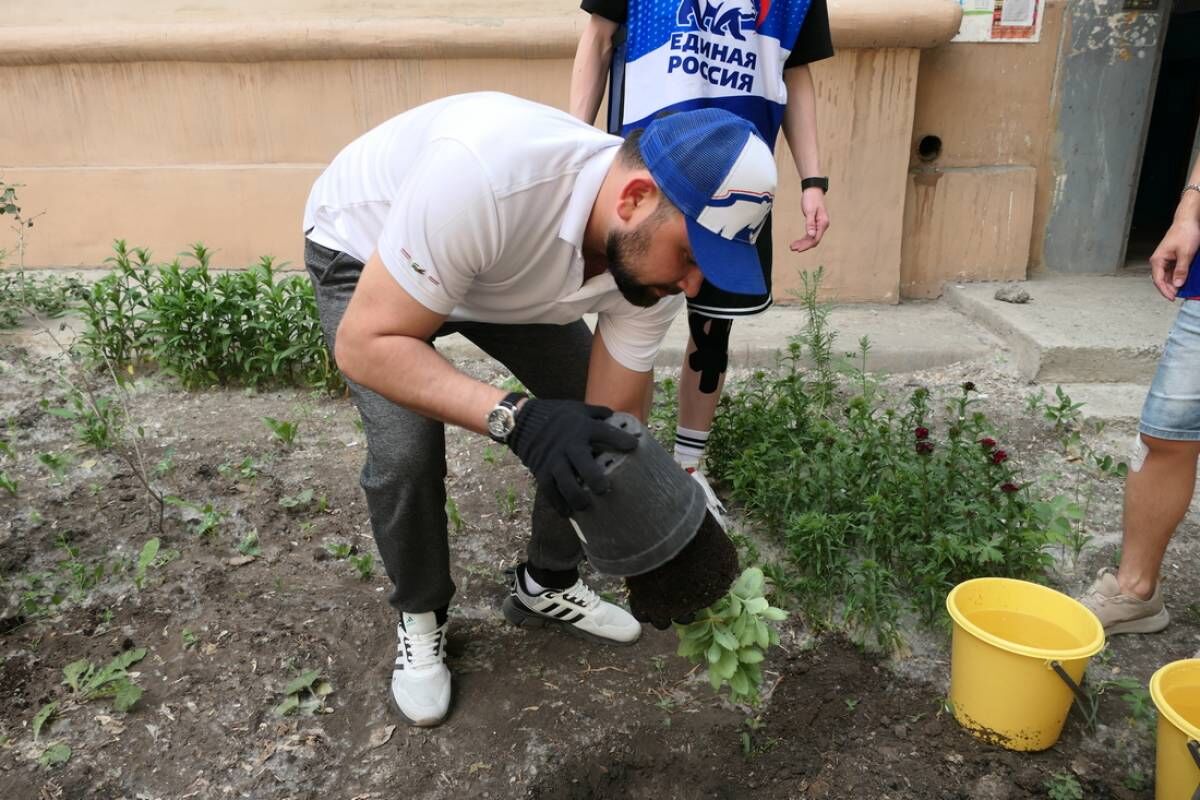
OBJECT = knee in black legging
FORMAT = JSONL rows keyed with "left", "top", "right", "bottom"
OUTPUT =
{"left": 687, "top": 313, "right": 732, "bottom": 394}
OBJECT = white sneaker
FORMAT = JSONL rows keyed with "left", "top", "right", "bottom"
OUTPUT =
{"left": 686, "top": 467, "right": 727, "bottom": 523}
{"left": 502, "top": 566, "right": 641, "bottom": 646}
{"left": 392, "top": 612, "right": 451, "bottom": 727}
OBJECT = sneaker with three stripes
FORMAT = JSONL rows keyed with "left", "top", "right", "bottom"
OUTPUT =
{"left": 392, "top": 611, "right": 451, "bottom": 727}
{"left": 502, "top": 564, "right": 641, "bottom": 646}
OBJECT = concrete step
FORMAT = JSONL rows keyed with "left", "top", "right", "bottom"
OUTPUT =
{"left": 943, "top": 273, "right": 1175, "bottom": 383}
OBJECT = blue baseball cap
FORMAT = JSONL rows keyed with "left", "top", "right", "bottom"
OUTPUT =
{"left": 638, "top": 109, "right": 776, "bottom": 296}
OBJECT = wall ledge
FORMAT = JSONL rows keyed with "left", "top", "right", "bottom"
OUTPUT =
{"left": 0, "top": 1, "right": 962, "bottom": 65}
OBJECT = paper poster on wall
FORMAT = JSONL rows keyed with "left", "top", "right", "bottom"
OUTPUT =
{"left": 952, "top": 0, "right": 1045, "bottom": 43}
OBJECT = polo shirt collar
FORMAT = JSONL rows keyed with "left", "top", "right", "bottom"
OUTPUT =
{"left": 559, "top": 145, "right": 619, "bottom": 251}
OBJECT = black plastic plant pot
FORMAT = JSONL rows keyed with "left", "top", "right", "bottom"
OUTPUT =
{"left": 568, "top": 412, "right": 706, "bottom": 577}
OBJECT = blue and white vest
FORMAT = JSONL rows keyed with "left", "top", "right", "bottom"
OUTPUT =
{"left": 608, "top": 0, "right": 813, "bottom": 148}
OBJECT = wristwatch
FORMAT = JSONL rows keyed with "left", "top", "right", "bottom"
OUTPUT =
{"left": 486, "top": 392, "right": 528, "bottom": 443}
{"left": 801, "top": 176, "right": 830, "bottom": 194}
{"left": 1184, "top": 183, "right": 1200, "bottom": 198}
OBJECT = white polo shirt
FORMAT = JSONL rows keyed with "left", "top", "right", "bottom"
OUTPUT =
{"left": 302, "top": 92, "right": 684, "bottom": 372}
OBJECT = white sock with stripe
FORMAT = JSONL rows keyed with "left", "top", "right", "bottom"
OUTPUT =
{"left": 674, "top": 425, "right": 710, "bottom": 471}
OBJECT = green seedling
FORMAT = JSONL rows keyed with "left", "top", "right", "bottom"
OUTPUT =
{"left": 237, "top": 530, "right": 261, "bottom": 557}
{"left": 181, "top": 629, "right": 198, "bottom": 650}
{"left": 219, "top": 456, "right": 259, "bottom": 480}
{"left": 133, "top": 537, "right": 160, "bottom": 590}
{"left": 279, "top": 488, "right": 314, "bottom": 509}
{"left": 272, "top": 669, "right": 333, "bottom": 716}
{"left": 324, "top": 541, "right": 352, "bottom": 560}
{"left": 31, "top": 701, "right": 58, "bottom": 741}
{"left": 674, "top": 567, "right": 787, "bottom": 706}
{"left": 263, "top": 416, "right": 299, "bottom": 445}
{"left": 38, "top": 743, "right": 71, "bottom": 769}
{"left": 62, "top": 648, "right": 147, "bottom": 712}
{"left": 153, "top": 448, "right": 176, "bottom": 478}
{"left": 496, "top": 486, "right": 519, "bottom": 518}
{"left": 0, "top": 470, "right": 16, "bottom": 496}
{"left": 165, "top": 496, "right": 224, "bottom": 537}
{"left": 46, "top": 390, "right": 121, "bottom": 451}
{"left": 1043, "top": 771, "right": 1083, "bottom": 800}
{"left": 37, "top": 451, "right": 71, "bottom": 479}
{"left": 350, "top": 553, "right": 374, "bottom": 581}
{"left": 482, "top": 445, "right": 499, "bottom": 465}
{"left": 1108, "top": 677, "right": 1156, "bottom": 729}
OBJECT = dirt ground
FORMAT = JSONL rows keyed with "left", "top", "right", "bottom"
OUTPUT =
{"left": 2, "top": 318, "right": 1199, "bottom": 800}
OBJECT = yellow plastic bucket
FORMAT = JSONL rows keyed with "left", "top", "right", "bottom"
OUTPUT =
{"left": 1149, "top": 659, "right": 1200, "bottom": 800}
{"left": 946, "top": 577, "right": 1105, "bottom": 751}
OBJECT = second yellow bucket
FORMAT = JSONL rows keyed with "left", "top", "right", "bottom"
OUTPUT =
{"left": 1149, "top": 659, "right": 1200, "bottom": 800}
{"left": 946, "top": 577, "right": 1105, "bottom": 751}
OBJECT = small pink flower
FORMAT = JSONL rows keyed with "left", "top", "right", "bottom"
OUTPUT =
{"left": 915, "top": 427, "right": 930, "bottom": 440}
{"left": 992, "top": 450, "right": 1008, "bottom": 465}
{"left": 979, "top": 438, "right": 997, "bottom": 451}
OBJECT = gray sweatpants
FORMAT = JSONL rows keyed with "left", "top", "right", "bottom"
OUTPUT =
{"left": 304, "top": 239, "right": 589, "bottom": 615}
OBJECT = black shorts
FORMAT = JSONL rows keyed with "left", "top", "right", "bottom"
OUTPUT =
{"left": 686, "top": 213, "right": 773, "bottom": 320}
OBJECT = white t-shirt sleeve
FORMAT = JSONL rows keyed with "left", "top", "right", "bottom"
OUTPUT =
{"left": 376, "top": 139, "right": 500, "bottom": 315}
{"left": 596, "top": 293, "right": 685, "bottom": 372}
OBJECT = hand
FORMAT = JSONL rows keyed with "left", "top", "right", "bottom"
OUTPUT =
{"left": 789, "top": 187, "right": 830, "bottom": 254}
{"left": 1150, "top": 217, "right": 1200, "bottom": 301}
{"left": 507, "top": 399, "right": 638, "bottom": 515}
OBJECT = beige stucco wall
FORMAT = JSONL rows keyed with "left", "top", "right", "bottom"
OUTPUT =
{"left": 900, "top": 0, "right": 1067, "bottom": 298}
{"left": 0, "top": 0, "right": 962, "bottom": 304}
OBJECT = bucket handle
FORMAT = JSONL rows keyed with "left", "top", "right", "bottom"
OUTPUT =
{"left": 1189, "top": 739, "right": 1200, "bottom": 800}
{"left": 1047, "top": 660, "right": 1093, "bottom": 717}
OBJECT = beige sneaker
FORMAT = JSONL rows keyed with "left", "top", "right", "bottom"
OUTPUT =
{"left": 1079, "top": 567, "right": 1169, "bottom": 635}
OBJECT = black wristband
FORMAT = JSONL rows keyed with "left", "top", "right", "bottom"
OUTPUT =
{"left": 801, "top": 176, "right": 829, "bottom": 193}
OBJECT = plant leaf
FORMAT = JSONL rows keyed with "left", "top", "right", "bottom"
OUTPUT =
{"left": 62, "top": 659, "right": 91, "bottom": 692}
{"left": 283, "top": 669, "right": 320, "bottom": 696}
{"left": 32, "top": 702, "right": 58, "bottom": 741}
{"left": 738, "top": 647, "right": 765, "bottom": 664}
{"left": 39, "top": 743, "right": 71, "bottom": 769}
{"left": 273, "top": 695, "right": 300, "bottom": 717}
{"left": 112, "top": 680, "right": 143, "bottom": 712}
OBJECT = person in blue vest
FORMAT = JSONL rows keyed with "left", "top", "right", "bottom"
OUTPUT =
{"left": 570, "top": 0, "right": 834, "bottom": 508}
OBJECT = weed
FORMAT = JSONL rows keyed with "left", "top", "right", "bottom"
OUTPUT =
{"left": 482, "top": 446, "right": 499, "bottom": 465}
{"left": 1107, "top": 677, "right": 1156, "bottom": 729}
{"left": 153, "top": 448, "right": 176, "bottom": 478}
{"left": 219, "top": 456, "right": 259, "bottom": 480}
{"left": 446, "top": 497, "right": 465, "bottom": 534}
{"left": 0, "top": 470, "right": 16, "bottom": 496}
{"left": 1123, "top": 768, "right": 1149, "bottom": 791}
{"left": 166, "top": 496, "right": 224, "bottom": 537}
{"left": 496, "top": 486, "right": 519, "bottom": 518}
{"left": 46, "top": 388, "right": 122, "bottom": 450}
{"left": 37, "top": 451, "right": 71, "bottom": 480}
{"left": 62, "top": 648, "right": 147, "bottom": 712}
{"left": 264, "top": 416, "right": 299, "bottom": 445}
{"left": 273, "top": 669, "right": 333, "bottom": 716}
{"left": 1043, "top": 771, "right": 1083, "bottom": 800}
{"left": 237, "top": 530, "right": 261, "bottom": 557}
{"left": 181, "top": 629, "right": 199, "bottom": 650}
{"left": 0, "top": 178, "right": 46, "bottom": 270}
{"left": 350, "top": 553, "right": 374, "bottom": 581}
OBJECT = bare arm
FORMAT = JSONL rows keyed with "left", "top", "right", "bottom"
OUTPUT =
{"left": 334, "top": 251, "right": 505, "bottom": 435}
{"left": 1150, "top": 159, "right": 1200, "bottom": 301}
{"left": 584, "top": 328, "right": 654, "bottom": 422}
{"left": 781, "top": 65, "right": 830, "bottom": 252}
{"left": 569, "top": 14, "right": 619, "bottom": 124}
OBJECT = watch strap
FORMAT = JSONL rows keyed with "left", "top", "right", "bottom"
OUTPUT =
{"left": 1184, "top": 183, "right": 1200, "bottom": 198}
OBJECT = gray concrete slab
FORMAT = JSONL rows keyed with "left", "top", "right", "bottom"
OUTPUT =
{"left": 943, "top": 273, "right": 1176, "bottom": 383}
{"left": 1053, "top": 383, "right": 1147, "bottom": 431}
{"left": 436, "top": 301, "right": 1004, "bottom": 374}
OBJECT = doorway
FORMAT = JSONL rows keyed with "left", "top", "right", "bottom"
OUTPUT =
{"left": 1127, "top": 0, "right": 1200, "bottom": 266}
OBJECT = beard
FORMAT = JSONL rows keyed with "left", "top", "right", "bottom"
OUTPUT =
{"left": 605, "top": 217, "right": 683, "bottom": 308}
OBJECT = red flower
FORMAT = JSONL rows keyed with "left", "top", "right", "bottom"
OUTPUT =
{"left": 979, "top": 438, "right": 997, "bottom": 451}
{"left": 916, "top": 441, "right": 935, "bottom": 455}
{"left": 915, "top": 427, "right": 930, "bottom": 440}
{"left": 992, "top": 450, "right": 1008, "bottom": 465}
{"left": 1000, "top": 482, "right": 1019, "bottom": 493}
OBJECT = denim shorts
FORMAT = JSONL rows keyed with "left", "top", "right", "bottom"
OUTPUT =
{"left": 1140, "top": 300, "right": 1200, "bottom": 441}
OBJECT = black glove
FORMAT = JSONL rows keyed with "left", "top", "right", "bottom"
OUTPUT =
{"left": 507, "top": 399, "right": 638, "bottom": 515}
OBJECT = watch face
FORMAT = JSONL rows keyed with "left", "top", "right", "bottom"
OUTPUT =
{"left": 487, "top": 407, "right": 514, "bottom": 439}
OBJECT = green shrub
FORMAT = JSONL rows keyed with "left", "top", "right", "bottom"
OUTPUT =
{"left": 707, "top": 271, "right": 1057, "bottom": 649}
